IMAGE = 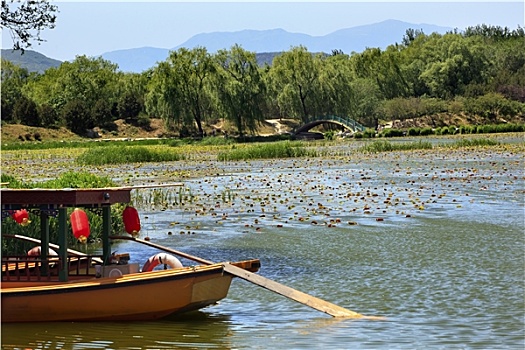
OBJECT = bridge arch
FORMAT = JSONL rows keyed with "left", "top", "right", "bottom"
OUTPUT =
{"left": 294, "top": 116, "right": 366, "bottom": 135}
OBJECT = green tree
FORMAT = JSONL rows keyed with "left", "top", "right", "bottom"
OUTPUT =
{"left": 419, "top": 34, "right": 489, "bottom": 99}
{"left": 92, "top": 99, "right": 114, "bottom": 128}
{"left": 13, "top": 94, "right": 40, "bottom": 126}
{"left": 62, "top": 99, "right": 93, "bottom": 135}
{"left": 268, "top": 46, "right": 321, "bottom": 121}
{"left": 316, "top": 53, "right": 351, "bottom": 116}
{"left": 348, "top": 78, "right": 382, "bottom": 127}
{"left": 215, "top": 45, "right": 266, "bottom": 137}
{"left": 1, "top": 59, "right": 30, "bottom": 122}
{"left": 116, "top": 72, "right": 148, "bottom": 123}
{"left": 25, "top": 55, "right": 120, "bottom": 131}
{"left": 146, "top": 47, "right": 215, "bottom": 137}
{"left": 38, "top": 103, "right": 59, "bottom": 128}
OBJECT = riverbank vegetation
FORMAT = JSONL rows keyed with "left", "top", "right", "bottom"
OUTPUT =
{"left": 2, "top": 25, "right": 523, "bottom": 142}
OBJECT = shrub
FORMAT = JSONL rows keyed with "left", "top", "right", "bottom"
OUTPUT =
{"left": 419, "top": 127, "right": 434, "bottom": 136}
{"left": 362, "top": 129, "right": 376, "bottom": 138}
{"left": 380, "top": 128, "right": 405, "bottom": 138}
{"left": 407, "top": 128, "right": 420, "bottom": 136}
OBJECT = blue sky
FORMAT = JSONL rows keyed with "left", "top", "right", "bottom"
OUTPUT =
{"left": 2, "top": 1, "right": 523, "bottom": 61}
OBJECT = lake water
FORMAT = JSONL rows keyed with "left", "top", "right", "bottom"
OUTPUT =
{"left": 2, "top": 141, "right": 524, "bottom": 349}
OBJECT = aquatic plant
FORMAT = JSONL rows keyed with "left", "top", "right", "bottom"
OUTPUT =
{"left": 132, "top": 186, "right": 195, "bottom": 210}
{"left": 77, "top": 146, "right": 185, "bottom": 165}
{"left": 217, "top": 141, "right": 317, "bottom": 161}
{"left": 448, "top": 138, "right": 500, "bottom": 148}
{"left": 1, "top": 138, "right": 173, "bottom": 151}
{"left": 361, "top": 140, "right": 433, "bottom": 153}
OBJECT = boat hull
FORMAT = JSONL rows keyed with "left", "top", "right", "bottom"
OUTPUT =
{"left": 1, "top": 263, "right": 234, "bottom": 322}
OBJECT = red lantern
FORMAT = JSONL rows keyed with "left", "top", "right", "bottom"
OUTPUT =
{"left": 12, "top": 209, "right": 31, "bottom": 226}
{"left": 122, "top": 206, "right": 141, "bottom": 236}
{"left": 70, "top": 209, "right": 90, "bottom": 244}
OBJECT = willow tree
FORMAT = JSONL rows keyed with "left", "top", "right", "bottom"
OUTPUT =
{"left": 146, "top": 47, "right": 215, "bottom": 137}
{"left": 215, "top": 45, "right": 266, "bottom": 137}
{"left": 419, "top": 34, "right": 489, "bottom": 99}
{"left": 316, "top": 52, "right": 354, "bottom": 117}
{"left": 268, "top": 46, "right": 321, "bottom": 121}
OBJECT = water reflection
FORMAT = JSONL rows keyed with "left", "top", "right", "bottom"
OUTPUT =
{"left": 2, "top": 312, "right": 233, "bottom": 350}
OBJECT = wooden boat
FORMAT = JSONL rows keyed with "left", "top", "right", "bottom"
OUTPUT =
{"left": 1, "top": 186, "right": 380, "bottom": 323}
{"left": 2, "top": 257, "right": 260, "bottom": 323}
{"left": 1, "top": 187, "right": 259, "bottom": 323}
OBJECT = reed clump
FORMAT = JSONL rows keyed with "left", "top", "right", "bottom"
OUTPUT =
{"left": 361, "top": 140, "right": 433, "bottom": 153}
{"left": 77, "top": 145, "right": 185, "bottom": 165}
{"left": 447, "top": 138, "right": 500, "bottom": 148}
{"left": 217, "top": 141, "right": 317, "bottom": 161}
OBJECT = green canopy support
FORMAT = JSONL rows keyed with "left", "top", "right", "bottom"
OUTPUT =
{"left": 39, "top": 209, "right": 50, "bottom": 276}
{"left": 102, "top": 205, "right": 111, "bottom": 265}
{"left": 57, "top": 207, "right": 68, "bottom": 282}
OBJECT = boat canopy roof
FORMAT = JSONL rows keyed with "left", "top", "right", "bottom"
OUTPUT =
{"left": 1, "top": 187, "right": 132, "bottom": 210}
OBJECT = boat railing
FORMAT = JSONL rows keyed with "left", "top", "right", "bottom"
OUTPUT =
{"left": 1, "top": 254, "right": 102, "bottom": 282}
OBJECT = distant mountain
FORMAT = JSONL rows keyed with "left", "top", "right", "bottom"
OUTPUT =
{"left": 101, "top": 20, "right": 451, "bottom": 73}
{"left": 173, "top": 20, "right": 451, "bottom": 54}
{"left": 307, "top": 20, "right": 451, "bottom": 53}
{"left": 101, "top": 47, "right": 170, "bottom": 73}
{"left": 3, "top": 20, "right": 453, "bottom": 74}
{"left": 173, "top": 28, "right": 314, "bottom": 53}
{"left": 1, "top": 49, "right": 62, "bottom": 73}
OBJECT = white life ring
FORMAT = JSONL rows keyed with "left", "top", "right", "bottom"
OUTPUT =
{"left": 142, "top": 253, "right": 183, "bottom": 272}
{"left": 27, "top": 246, "right": 58, "bottom": 257}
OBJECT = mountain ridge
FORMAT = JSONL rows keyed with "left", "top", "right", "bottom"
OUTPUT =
{"left": 107, "top": 19, "right": 452, "bottom": 72}
{"left": 1, "top": 49, "right": 62, "bottom": 73}
{"left": 3, "top": 20, "right": 452, "bottom": 73}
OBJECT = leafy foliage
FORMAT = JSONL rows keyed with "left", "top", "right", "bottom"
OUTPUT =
{"left": 215, "top": 45, "right": 267, "bottom": 136}
{"left": 1, "top": 0, "right": 58, "bottom": 51}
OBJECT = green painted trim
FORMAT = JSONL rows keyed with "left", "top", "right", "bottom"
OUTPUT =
{"left": 102, "top": 206, "right": 111, "bottom": 265}
{"left": 39, "top": 210, "right": 50, "bottom": 276}
{"left": 58, "top": 207, "right": 68, "bottom": 281}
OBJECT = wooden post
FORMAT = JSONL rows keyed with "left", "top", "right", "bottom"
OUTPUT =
{"left": 57, "top": 207, "right": 68, "bottom": 281}
{"left": 102, "top": 205, "right": 111, "bottom": 265}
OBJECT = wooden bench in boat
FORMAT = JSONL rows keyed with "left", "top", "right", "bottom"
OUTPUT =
{"left": 2, "top": 255, "right": 102, "bottom": 282}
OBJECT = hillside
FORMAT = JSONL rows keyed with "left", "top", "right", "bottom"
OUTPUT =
{"left": 1, "top": 49, "right": 62, "bottom": 73}
{"left": 3, "top": 113, "right": 521, "bottom": 144}
{"left": 0, "top": 118, "right": 289, "bottom": 143}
